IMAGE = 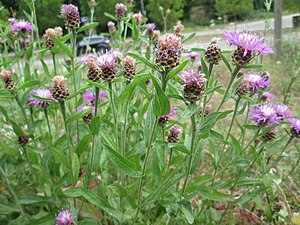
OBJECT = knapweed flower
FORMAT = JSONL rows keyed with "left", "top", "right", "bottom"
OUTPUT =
{"left": 83, "top": 90, "right": 106, "bottom": 106}
{"left": 0, "top": 70, "right": 16, "bottom": 91}
{"left": 174, "top": 24, "right": 184, "bottom": 36}
{"left": 107, "top": 21, "right": 116, "bottom": 33}
{"left": 254, "top": 92, "right": 275, "bottom": 101}
{"left": 77, "top": 105, "right": 94, "bottom": 123}
{"left": 126, "top": 0, "right": 133, "bottom": 6}
{"left": 8, "top": 18, "right": 17, "bottom": 24}
{"left": 146, "top": 23, "right": 155, "bottom": 38}
{"left": 235, "top": 79, "right": 250, "bottom": 96}
{"left": 159, "top": 106, "right": 176, "bottom": 125}
{"left": 274, "top": 103, "right": 292, "bottom": 120}
{"left": 187, "top": 52, "right": 201, "bottom": 61}
{"left": 17, "top": 136, "right": 29, "bottom": 146}
{"left": 96, "top": 50, "right": 117, "bottom": 82}
{"left": 199, "top": 104, "right": 212, "bottom": 117}
{"left": 197, "top": 62, "right": 202, "bottom": 72}
{"left": 122, "top": 56, "right": 136, "bottom": 81}
{"left": 51, "top": 76, "right": 69, "bottom": 101}
{"left": 111, "top": 49, "right": 124, "bottom": 63}
{"left": 168, "top": 125, "right": 182, "bottom": 143}
{"left": 86, "top": 58, "right": 102, "bottom": 82}
{"left": 43, "top": 27, "right": 63, "bottom": 49}
{"left": 60, "top": 4, "right": 81, "bottom": 29}
{"left": 224, "top": 30, "right": 273, "bottom": 65}
{"left": 205, "top": 38, "right": 222, "bottom": 65}
{"left": 288, "top": 118, "right": 300, "bottom": 138}
{"left": 262, "top": 127, "right": 278, "bottom": 142}
{"left": 29, "top": 89, "right": 54, "bottom": 108}
{"left": 115, "top": 3, "right": 127, "bottom": 19}
{"left": 78, "top": 54, "right": 94, "bottom": 65}
{"left": 55, "top": 209, "right": 75, "bottom": 225}
{"left": 153, "top": 30, "right": 160, "bottom": 40}
{"left": 245, "top": 71, "right": 270, "bottom": 91}
{"left": 250, "top": 103, "right": 279, "bottom": 126}
{"left": 156, "top": 33, "right": 184, "bottom": 70}
{"left": 11, "top": 20, "right": 32, "bottom": 33}
{"left": 178, "top": 69, "right": 207, "bottom": 102}
{"left": 132, "top": 12, "right": 143, "bottom": 26}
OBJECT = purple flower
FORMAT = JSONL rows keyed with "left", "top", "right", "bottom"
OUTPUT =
{"left": 254, "top": 92, "right": 275, "bottom": 101}
{"left": 78, "top": 54, "right": 94, "bottom": 65}
{"left": 29, "top": 89, "right": 55, "bottom": 108}
{"left": 161, "top": 106, "right": 176, "bottom": 120}
{"left": 169, "top": 125, "right": 182, "bottom": 136}
{"left": 97, "top": 50, "right": 117, "bottom": 70}
{"left": 224, "top": 30, "right": 273, "bottom": 56}
{"left": 55, "top": 209, "right": 75, "bottom": 225}
{"left": 111, "top": 49, "right": 124, "bottom": 62}
{"left": 77, "top": 105, "right": 95, "bottom": 113}
{"left": 11, "top": 20, "right": 32, "bottom": 33}
{"left": 250, "top": 103, "right": 279, "bottom": 126}
{"left": 274, "top": 103, "right": 292, "bottom": 120}
{"left": 8, "top": 18, "right": 18, "bottom": 24}
{"left": 187, "top": 52, "right": 201, "bottom": 60}
{"left": 61, "top": 4, "right": 81, "bottom": 29}
{"left": 115, "top": 3, "right": 127, "bottom": 19}
{"left": 107, "top": 21, "right": 116, "bottom": 33}
{"left": 245, "top": 71, "right": 270, "bottom": 91}
{"left": 83, "top": 90, "right": 106, "bottom": 105}
{"left": 146, "top": 23, "right": 156, "bottom": 37}
{"left": 288, "top": 118, "right": 300, "bottom": 137}
{"left": 168, "top": 125, "right": 182, "bottom": 143}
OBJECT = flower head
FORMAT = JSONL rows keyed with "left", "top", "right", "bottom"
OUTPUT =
{"left": 255, "top": 92, "right": 275, "bottom": 101}
{"left": 55, "top": 209, "right": 75, "bottom": 225}
{"left": 51, "top": 76, "right": 69, "bottom": 100}
{"left": 96, "top": 50, "right": 117, "bottom": 82}
{"left": 107, "top": 21, "right": 116, "bottom": 33}
{"left": 245, "top": 71, "right": 270, "bottom": 91}
{"left": 250, "top": 103, "right": 279, "bottom": 126}
{"left": 43, "top": 27, "right": 63, "bottom": 49}
{"left": 115, "top": 3, "right": 127, "bottom": 19}
{"left": 132, "top": 12, "right": 143, "bottom": 26}
{"left": 205, "top": 38, "right": 222, "bottom": 65}
{"left": 60, "top": 4, "right": 81, "bottom": 29}
{"left": 187, "top": 52, "right": 201, "bottom": 61}
{"left": 159, "top": 106, "right": 176, "bottom": 125}
{"left": 156, "top": 33, "right": 184, "bottom": 70}
{"left": 274, "top": 103, "right": 292, "bottom": 120}
{"left": 11, "top": 20, "right": 32, "bottom": 33}
{"left": 29, "top": 89, "right": 55, "bottom": 108}
{"left": 224, "top": 30, "right": 273, "bottom": 56}
{"left": 146, "top": 23, "right": 155, "bottom": 37}
{"left": 122, "top": 56, "right": 136, "bottom": 80}
{"left": 83, "top": 90, "right": 106, "bottom": 105}
{"left": 178, "top": 69, "right": 207, "bottom": 102}
{"left": 174, "top": 24, "right": 184, "bottom": 36}
{"left": 168, "top": 125, "right": 182, "bottom": 143}
{"left": 288, "top": 118, "right": 300, "bottom": 137}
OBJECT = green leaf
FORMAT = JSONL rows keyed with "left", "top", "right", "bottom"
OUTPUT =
{"left": 52, "top": 37, "right": 73, "bottom": 58}
{"left": 76, "top": 133, "right": 92, "bottom": 156}
{"left": 40, "top": 59, "right": 50, "bottom": 78}
{"left": 143, "top": 101, "right": 156, "bottom": 147}
{"left": 126, "top": 141, "right": 146, "bottom": 158}
{"left": 31, "top": 95, "right": 57, "bottom": 104}
{"left": 77, "top": 22, "right": 99, "bottom": 33}
{"left": 131, "top": 18, "right": 138, "bottom": 40}
{"left": 11, "top": 121, "right": 25, "bottom": 137}
{"left": 195, "top": 186, "right": 231, "bottom": 201}
{"left": 103, "top": 144, "right": 141, "bottom": 177}
{"left": 24, "top": 62, "right": 31, "bottom": 82}
{"left": 127, "top": 52, "right": 158, "bottom": 71}
{"left": 151, "top": 77, "right": 170, "bottom": 117}
{"left": 26, "top": 42, "right": 34, "bottom": 59}
{"left": 84, "top": 79, "right": 109, "bottom": 91}
{"left": 104, "top": 12, "right": 117, "bottom": 21}
{"left": 61, "top": 33, "right": 72, "bottom": 43}
{"left": 179, "top": 202, "right": 194, "bottom": 224}
{"left": 63, "top": 188, "right": 123, "bottom": 221}
{"left": 48, "top": 146, "right": 70, "bottom": 169}
{"left": 90, "top": 116, "right": 100, "bottom": 135}
{"left": 230, "top": 134, "right": 242, "bottom": 154}
{"left": 242, "top": 64, "right": 263, "bottom": 69}
{"left": 72, "top": 153, "right": 80, "bottom": 184}
{"left": 66, "top": 108, "right": 92, "bottom": 124}
{"left": 0, "top": 142, "right": 20, "bottom": 157}
{"left": 210, "top": 130, "right": 224, "bottom": 142}
{"left": 182, "top": 33, "right": 196, "bottom": 43}
{"left": 168, "top": 144, "right": 191, "bottom": 155}
{"left": 166, "top": 60, "right": 188, "bottom": 81}
{"left": 18, "top": 80, "right": 41, "bottom": 90}
{"left": 200, "top": 57, "right": 208, "bottom": 76}
{"left": 18, "top": 194, "right": 56, "bottom": 205}
{"left": 241, "top": 95, "right": 255, "bottom": 104}
{"left": 179, "top": 103, "right": 199, "bottom": 122}
{"left": 219, "top": 52, "right": 232, "bottom": 72}
{"left": 191, "top": 48, "right": 205, "bottom": 53}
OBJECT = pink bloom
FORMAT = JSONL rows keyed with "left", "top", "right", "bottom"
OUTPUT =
{"left": 28, "top": 89, "right": 55, "bottom": 108}
{"left": 224, "top": 30, "right": 273, "bottom": 56}
{"left": 11, "top": 20, "right": 32, "bottom": 33}
{"left": 250, "top": 103, "right": 279, "bottom": 126}
{"left": 187, "top": 52, "right": 201, "bottom": 60}
{"left": 274, "top": 103, "right": 292, "bottom": 119}
{"left": 161, "top": 106, "right": 176, "bottom": 120}
{"left": 288, "top": 118, "right": 300, "bottom": 137}
{"left": 55, "top": 209, "right": 75, "bottom": 225}
{"left": 245, "top": 71, "right": 270, "bottom": 91}
{"left": 83, "top": 90, "right": 106, "bottom": 105}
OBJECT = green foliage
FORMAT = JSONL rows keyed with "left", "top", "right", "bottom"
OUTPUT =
{"left": 283, "top": 0, "right": 300, "bottom": 12}
{"left": 215, "top": 0, "right": 254, "bottom": 20}
{"left": 146, "top": 0, "right": 186, "bottom": 31}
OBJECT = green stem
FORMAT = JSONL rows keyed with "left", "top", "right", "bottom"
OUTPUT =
{"left": 109, "top": 83, "right": 118, "bottom": 151}
{"left": 71, "top": 29, "right": 79, "bottom": 142}
{"left": 212, "top": 96, "right": 241, "bottom": 184}
{"left": 52, "top": 53, "right": 57, "bottom": 75}
{"left": 44, "top": 108, "right": 52, "bottom": 136}
{"left": 217, "top": 66, "right": 241, "bottom": 111}
{"left": 161, "top": 71, "right": 167, "bottom": 92}
{"left": 95, "top": 87, "right": 99, "bottom": 116}
{"left": 15, "top": 96, "right": 32, "bottom": 134}
{"left": 133, "top": 119, "right": 158, "bottom": 224}
{"left": 85, "top": 6, "right": 95, "bottom": 55}
{"left": 201, "top": 64, "right": 214, "bottom": 122}
{"left": 59, "top": 101, "right": 74, "bottom": 185}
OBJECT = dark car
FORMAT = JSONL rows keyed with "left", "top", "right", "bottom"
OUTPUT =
{"left": 76, "top": 35, "right": 111, "bottom": 55}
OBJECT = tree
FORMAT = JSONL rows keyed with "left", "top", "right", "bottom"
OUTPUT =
{"left": 215, "top": 0, "right": 254, "bottom": 21}
{"left": 146, "top": 0, "right": 186, "bottom": 31}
